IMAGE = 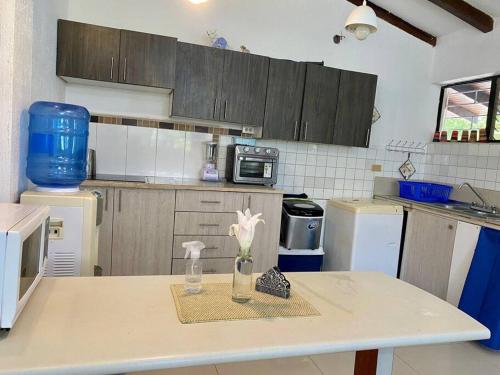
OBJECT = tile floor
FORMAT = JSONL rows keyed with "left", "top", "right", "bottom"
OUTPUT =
{"left": 131, "top": 342, "right": 500, "bottom": 375}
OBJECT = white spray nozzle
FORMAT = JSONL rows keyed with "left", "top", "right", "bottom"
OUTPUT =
{"left": 182, "top": 241, "right": 206, "bottom": 260}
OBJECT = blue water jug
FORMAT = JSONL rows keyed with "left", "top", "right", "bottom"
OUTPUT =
{"left": 26, "top": 101, "right": 90, "bottom": 189}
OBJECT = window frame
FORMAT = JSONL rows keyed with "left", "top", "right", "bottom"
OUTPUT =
{"left": 436, "top": 75, "right": 500, "bottom": 143}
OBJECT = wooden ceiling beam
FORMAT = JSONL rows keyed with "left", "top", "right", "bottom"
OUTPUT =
{"left": 426, "top": 0, "right": 494, "bottom": 33}
{"left": 346, "top": 1, "right": 437, "bottom": 47}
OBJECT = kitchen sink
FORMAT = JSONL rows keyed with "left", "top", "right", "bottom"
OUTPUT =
{"left": 432, "top": 201, "right": 500, "bottom": 220}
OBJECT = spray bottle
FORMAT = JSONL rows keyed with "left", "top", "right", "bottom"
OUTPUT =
{"left": 182, "top": 241, "right": 206, "bottom": 294}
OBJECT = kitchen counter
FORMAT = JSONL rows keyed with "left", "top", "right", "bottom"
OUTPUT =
{"left": 0, "top": 272, "right": 488, "bottom": 375}
{"left": 375, "top": 195, "right": 500, "bottom": 230}
{"left": 81, "top": 176, "right": 283, "bottom": 194}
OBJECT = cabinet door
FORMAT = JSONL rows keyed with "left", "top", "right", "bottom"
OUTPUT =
{"left": 220, "top": 51, "right": 269, "bottom": 126}
{"left": 400, "top": 210, "right": 457, "bottom": 299}
{"left": 57, "top": 20, "right": 120, "bottom": 82}
{"left": 81, "top": 186, "right": 115, "bottom": 276}
{"left": 263, "top": 59, "right": 306, "bottom": 141}
{"left": 119, "top": 30, "right": 177, "bottom": 88}
{"left": 334, "top": 70, "right": 377, "bottom": 147}
{"left": 242, "top": 193, "right": 283, "bottom": 272}
{"left": 171, "top": 42, "right": 224, "bottom": 120}
{"left": 112, "top": 189, "right": 175, "bottom": 275}
{"left": 301, "top": 64, "right": 341, "bottom": 144}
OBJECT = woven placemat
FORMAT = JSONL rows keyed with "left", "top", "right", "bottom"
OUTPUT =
{"left": 170, "top": 283, "right": 320, "bottom": 324}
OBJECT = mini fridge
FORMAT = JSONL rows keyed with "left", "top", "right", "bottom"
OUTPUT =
{"left": 323, "top": 199, "right": 404, "bottom": 277}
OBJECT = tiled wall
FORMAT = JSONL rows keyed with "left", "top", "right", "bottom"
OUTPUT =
{"left": 216, "top": 138, "right": 425, "bottom": 205}
{"left": 423, "top": 143, "right": 500, "bottom": 191}
{"left": 90, "top": 119, "right": 426, "bottom": 204}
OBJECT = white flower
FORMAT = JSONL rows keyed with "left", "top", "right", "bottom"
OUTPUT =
{"left": 229, "top": 209, "right": 265, "bottom": 255}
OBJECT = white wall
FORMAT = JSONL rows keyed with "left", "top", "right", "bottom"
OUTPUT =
{"left": 433, "top": 17, "right": 500, "bottom": 84}
{"left": 0, "top": 0, "right": 33, "bottom": 202}
{"left": 64, "top": 0, "right": 440, "bottom": 147}
{"left": 32, "top": 0, "right": 68, "bottom": 102}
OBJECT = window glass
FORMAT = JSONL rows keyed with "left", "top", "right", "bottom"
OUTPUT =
{"left": 440, "top": 80, "right": 491, "bottom": 140}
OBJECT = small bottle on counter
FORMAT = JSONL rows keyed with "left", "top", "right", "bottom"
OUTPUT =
{"left": 182, "top": 241, "right": 206, "bottom": 294}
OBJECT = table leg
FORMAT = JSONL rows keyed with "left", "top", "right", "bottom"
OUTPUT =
{"left": 354, "top": 348, "right": 394, "bottom": 375}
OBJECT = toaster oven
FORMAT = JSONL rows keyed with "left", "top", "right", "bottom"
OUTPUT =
{"left": 225, "top": 145, "right": 279, "bottom": 186}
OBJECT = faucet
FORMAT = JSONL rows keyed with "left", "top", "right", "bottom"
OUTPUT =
{"left": 458, "top": 182, "right": 497, "bottom": 214}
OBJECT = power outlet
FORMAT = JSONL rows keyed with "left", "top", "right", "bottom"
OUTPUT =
{"left": 242, "top": 126, "right": 255, "bottom": 135}
{"left": 49, "top": 218, "right": 64, "bottom": 240}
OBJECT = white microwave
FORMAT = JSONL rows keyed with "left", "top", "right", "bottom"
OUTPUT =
{"left": 0, "top": 203, "right": 49, "bottom": 329}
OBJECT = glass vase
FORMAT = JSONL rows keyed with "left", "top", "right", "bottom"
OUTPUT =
{"left": 232, "top": 249, "right": 254, "bottom": 303}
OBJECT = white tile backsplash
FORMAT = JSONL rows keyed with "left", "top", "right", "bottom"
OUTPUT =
{"left": 183, "top": 132, "right": 212, "bottom": 179}
{"left": 95, "top": 123, "right": 127, "bottom": 175}
{"left": 126, "top": 127, "right": 157, "bottom": 176}
{"left": 155, "top": 129, "right": 186, "bottom": 179}
{"left": 424, "top": 143, "right": 500, "bottom": 191}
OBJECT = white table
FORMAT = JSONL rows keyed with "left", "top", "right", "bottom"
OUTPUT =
{"left": 0, "top": 272, "right": 489, "bottom": 375}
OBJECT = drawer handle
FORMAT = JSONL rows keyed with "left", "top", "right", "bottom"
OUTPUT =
{"left": 200, "top": 200, "right": 222, "bottom": 204}
{"left": 205, "top": 268, "right": 217, "bottom": 274}
{"left": 204, "top": 246, "right": 219, "bottom": 250}
{"left": 199, "top": 224, "right": 219, "bottom": 227}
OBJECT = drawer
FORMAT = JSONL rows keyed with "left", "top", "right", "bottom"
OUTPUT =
{"left": 174, "top": 212, "right": 236, "bottom": 235}
{"left": 172, "top": 258, "right": 234, "bottom": 275}
{"left": 173, "top": 236, "right": 239, "bottom": 259}
{"left": 175, "top": 190, "right": 244, "bottom": 212}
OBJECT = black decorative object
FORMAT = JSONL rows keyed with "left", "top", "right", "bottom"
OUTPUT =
{"left": 255, "top": 267, "right": 291, "bottom": 299}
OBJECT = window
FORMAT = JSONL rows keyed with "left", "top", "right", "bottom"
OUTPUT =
{"left": 437, "top": 77, "right": 500, "bottom": 142}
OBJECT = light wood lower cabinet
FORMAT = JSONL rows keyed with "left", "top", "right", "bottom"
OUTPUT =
{"left": 242, "top": 192, "right": 282, "bottom": 272}
{"left": 171, "top": 258, "right": 234, "bottom": 275}
{"left": 111, "top": 188, "right": 175, "bottom": 275}
{"left": 173, "top": 235, "right": 239, "bottom": 258}
{"left": 174, "top": 212, "right": 237, "bottom": 236}
{"left": 400, "top": 210, "right": 458, "bottom": 299}
{"left": 82, "top": 186, "right": 114, "bottom": 276}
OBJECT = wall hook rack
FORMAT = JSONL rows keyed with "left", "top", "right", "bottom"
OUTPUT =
{"left": 386, "top": 140, "right": 426, "bottom": 155}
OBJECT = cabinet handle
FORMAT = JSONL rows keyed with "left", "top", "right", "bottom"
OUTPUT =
{"left": 294, "top": 121, "right": 299, "bottom": 140}
{"left": 110, "top": 57, "right": 114, "bottom": 81}
{"left": 304, "top": 122, "right": 309, "bottom": 141}
{"left": 200, "top": 200, "right": 221, "bottom": 204}
{"left": 213, "top": 97, "right": 218, "bottom": 119}
{"left": 118, "top": 190, "right": 122, "bottom": 212}
{"left": 105, "top": 189, "right": 109, "bottom": 211}
{"left": 365, "top": 128, "right": 371, "bottom": 147}
{"left": 205, "top": 268, "right": 217, "bottom": 274}
{"left": 123, "top": 58, "right": 127, "bottom": 82}
{"left": 204, "top": 247, "right": 219, "bottom": 250}
{"left": 199, "top": 223, "right": 219, "bottom": 227}
{"left": 448, "top": 224, "right": 454, "bottom": 230}
{"left": 224, "top": 100, "right": 228, "bottom": 119}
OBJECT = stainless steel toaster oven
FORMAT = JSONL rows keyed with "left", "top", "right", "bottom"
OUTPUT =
{"left": 225, "top": 145, "right": 279, "bottom": 186}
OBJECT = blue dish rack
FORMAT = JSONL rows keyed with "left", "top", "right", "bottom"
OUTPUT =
{"left": 399, "top": 181, "right": 453, "bottom": 203}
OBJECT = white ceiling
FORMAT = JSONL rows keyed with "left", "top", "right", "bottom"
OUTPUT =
{"left": 372, "top": 0, "right": 500, "bottom": 37}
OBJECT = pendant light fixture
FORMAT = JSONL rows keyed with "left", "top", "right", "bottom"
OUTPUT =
{"left": 345, "top": 0, "right": 378, "bottom": 40}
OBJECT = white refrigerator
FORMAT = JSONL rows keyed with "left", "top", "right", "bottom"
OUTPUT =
{"left": 323, "top": 199, "right": 404, "bottom": 277}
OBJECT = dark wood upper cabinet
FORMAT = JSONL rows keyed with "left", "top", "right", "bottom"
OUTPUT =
{"left": 263, "top": 59, "right": 306, "bottom": 141}
{"left": 220, "top": 51, "right": 270, "bottom": 126}
{"left": 118, "top": 30, "right": 176, "bottom": 88}
{"left": 171, "top": 42, "right": 224, "bottom": 120}
{"left": 57, "top": 20, "right": 120, "bottom": 82}
{"left": 333, "top": 70, "right": 378, "bottom": 148}
{"left": 300, "top": 64, "right": 341, "bottom": 144}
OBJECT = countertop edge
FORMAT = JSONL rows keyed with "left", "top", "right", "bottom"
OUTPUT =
{"left": 375, "top": 195, "right": 500, "bottom": 230}
{"left": 81, "top": 180, "right": 284, "bottom": 194}
{"left": 4, "top": 330, "right": 489, "bottom": 375}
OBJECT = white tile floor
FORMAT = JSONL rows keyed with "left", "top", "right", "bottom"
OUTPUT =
{"left": 131, "top": 342, "right": 500, "bottom": 375}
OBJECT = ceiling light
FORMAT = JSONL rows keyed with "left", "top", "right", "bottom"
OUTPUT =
{"left": 189, "top": 0, "right": 208, "bottom": 4}
{"left": 345, "top": 0, "right": 378, "bottom": 41}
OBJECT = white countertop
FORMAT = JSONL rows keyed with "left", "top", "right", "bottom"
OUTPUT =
{"left": 0, "top": 272, "right": 489, "bottom": 375}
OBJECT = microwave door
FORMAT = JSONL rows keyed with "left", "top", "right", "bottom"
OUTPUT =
{"left": 236, "top": 157, "right": 276, "bottom": 184}
{"left": 1, "top": 208, "right": 48, "bottom": 328}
